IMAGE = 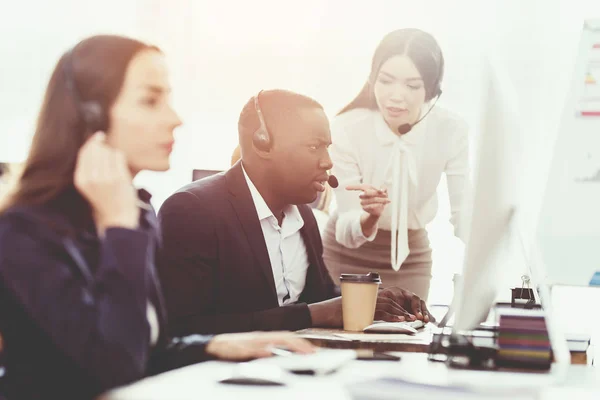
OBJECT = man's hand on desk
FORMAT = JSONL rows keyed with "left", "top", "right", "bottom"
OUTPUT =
{"left": 206, "top": 332, "right": 316, "bottom": 361}
{"left": 308, "top": 287, "right": 434, "bottom": 328}
{"left": 378, "top": 287, "right": 434, "bottom": 323}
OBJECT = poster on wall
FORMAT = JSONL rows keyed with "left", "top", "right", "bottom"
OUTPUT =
{"left": 536, "top": 19, "right": 600, "bottom": 288}
{"left": 577, "top": 20, "right": 600, "bottom": 117}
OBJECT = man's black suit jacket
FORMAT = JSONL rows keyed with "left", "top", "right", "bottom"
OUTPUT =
{"left": 157, "top": 162, "right": 339, "bottom": 336}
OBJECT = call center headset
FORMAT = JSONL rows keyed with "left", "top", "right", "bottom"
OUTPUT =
{"left": 252, "top": 90, "right": 271, "bottom": 152}
{"left": 251, "top": 90, "right": 339, "bottom": 188}
{"left": 63, "top": 47, "right": 107, "bottom": 134}
{"left": 395, "top": 52, "right": 444, "bottom": 135}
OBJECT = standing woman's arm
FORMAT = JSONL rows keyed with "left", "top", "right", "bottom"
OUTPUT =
{"left": 445, "top": 120, "right": 471, "bottom": 241}
{"left": 330, "top": 125, "right": 381, "bottom": 249}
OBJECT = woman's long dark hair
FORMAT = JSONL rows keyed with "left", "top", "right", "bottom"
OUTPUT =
{"left": 1, "top": 35, "right": 160, "bottom": 217}
{"left": 339, "top": 28, "right": 444, "bottom": 115}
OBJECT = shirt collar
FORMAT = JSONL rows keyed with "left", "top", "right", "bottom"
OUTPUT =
{"left": 241, "top": 163, "right": 273, "bottom": 221}
{"left": 241, "top": 163, "right": 304, "bottom": 229}
{"left": 137, "top": 188, "right": 152, "bottom": 204}
{"left": 136, "top": 188, "right": 154, "bottom": 212}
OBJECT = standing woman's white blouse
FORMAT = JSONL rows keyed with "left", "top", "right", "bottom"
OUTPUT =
{"left": 330, "top": 106, "right": 470, "bottom": 253}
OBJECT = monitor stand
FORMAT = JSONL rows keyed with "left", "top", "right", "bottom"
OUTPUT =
{"left": 428, "top": 274, "right": 498, "bottom": 370}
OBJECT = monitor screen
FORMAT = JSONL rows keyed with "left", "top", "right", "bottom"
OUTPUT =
{"left": 453, "top": 57, "right": 525, "bottom": 332}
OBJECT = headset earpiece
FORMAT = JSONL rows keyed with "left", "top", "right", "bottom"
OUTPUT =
{"left": 252, "top": 90, "right": 271, "bottom": 152}
{"left": 253, "top": 128, "right": 271, "bottom": 152}
{"left": 426, "top": 72, "right": 443, "bottom": 102}
{"left": 80, "top": 101, "right": 106, "bottom": 133}
{"left": 428, "top": 51, "right": 444, "bottom": 101}
{"left": 63, "top": 48, "right": 107, "bottom": 134}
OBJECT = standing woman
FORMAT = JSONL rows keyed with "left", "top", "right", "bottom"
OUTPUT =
{"left": 0, "top": 35, "right": 312, "bottom": 400}
{"left": 323, "top": 29, "right": 470, "bottom": 300}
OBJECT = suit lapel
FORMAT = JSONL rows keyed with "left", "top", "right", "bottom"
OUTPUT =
{"left": 298, "top": 205, "right": 324, "bottom": 303}
{"left": 298, "top": 206, "right": 320, "bottom": 268}
{"left": 225, "top": 162, "right": 278, "bottom": 304}
{"left": 144, "top": 210, "right": 169, "bottom": 332}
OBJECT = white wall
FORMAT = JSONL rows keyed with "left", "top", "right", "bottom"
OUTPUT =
{"left": 130, "top": 0, "right": 487, "bottom": 212}
{"left": 0, "top": 0, "right": 140, "bottom": 161}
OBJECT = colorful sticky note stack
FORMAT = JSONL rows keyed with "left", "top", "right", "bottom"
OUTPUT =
{"left": 496, "top": 309, "right": 551, "bottom": 369}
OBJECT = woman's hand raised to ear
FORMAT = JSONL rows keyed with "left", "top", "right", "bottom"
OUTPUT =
{"left": 346, "top": 184, "right": 391, "bottom": 238}
{"left": 74, "top": 132, "right": 140, "bottom": 236}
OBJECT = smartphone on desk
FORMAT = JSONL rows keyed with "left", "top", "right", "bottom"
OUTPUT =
{"left": 259, "top": 348, "right": 357, "bottom": 375}
{"left": 355, "top": 350, "right": 401, "bottom": 361}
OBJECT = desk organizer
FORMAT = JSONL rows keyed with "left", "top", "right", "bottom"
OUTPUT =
{"left": 495, "top": 309, "right": 551, "bottom": 370}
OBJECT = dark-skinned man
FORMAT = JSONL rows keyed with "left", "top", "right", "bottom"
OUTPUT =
{"left": 157, "top": 89, "right": 432, "bottom": 336}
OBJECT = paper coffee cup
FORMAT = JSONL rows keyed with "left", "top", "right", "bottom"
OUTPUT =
{"left": 340, "top": 272, "right": 381, "bottom": 331}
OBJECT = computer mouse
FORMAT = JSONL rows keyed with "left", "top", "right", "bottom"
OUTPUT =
{"left": 362, "top": 322, "right": 418, "bottom": 334}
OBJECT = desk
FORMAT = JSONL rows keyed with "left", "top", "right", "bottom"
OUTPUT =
{"left": 100, "top": 353, "right": 600, "bottom": 400}
{"left": 297, "top": 328, "right": 432, "bottom": 353}
{"left": 297, "top": 327, "right": 592, "bottom": 365}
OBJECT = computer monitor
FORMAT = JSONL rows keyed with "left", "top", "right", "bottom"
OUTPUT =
{"left": 452, "top": 57, "right": 526, "bottom": 333}
{"left": 450, "top": 57, "right": 571, "bottom": 366}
